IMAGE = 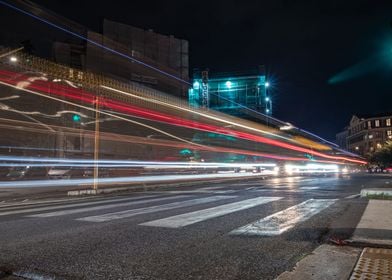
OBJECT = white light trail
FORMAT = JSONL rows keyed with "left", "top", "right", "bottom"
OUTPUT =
{"left": 0, "top": 172, "right": 263, "bottom": 189}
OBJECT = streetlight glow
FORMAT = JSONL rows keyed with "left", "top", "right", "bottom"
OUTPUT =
{"left": 9, "top": 56, "right": 17, "bottom": 62}
{"left": 225, "top": 81, "right": 232, "bottom": 88}
{"left": 265, "top": 82, "right": 270, "bottom": 87}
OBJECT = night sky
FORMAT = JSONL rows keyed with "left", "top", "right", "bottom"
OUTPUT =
{"left": 3, "top": 0, "right": 392, "bottom": 141}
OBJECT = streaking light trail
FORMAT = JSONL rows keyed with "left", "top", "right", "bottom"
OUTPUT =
{"left": 0, "top": 70, "right": 367, "bottom": 164}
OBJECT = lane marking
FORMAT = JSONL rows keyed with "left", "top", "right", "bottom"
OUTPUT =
{"left": 344, "top": 194, "right": 360, "bottom": 199}
{"left": 300, "top": 186, "right": 320, "bottom": 190}
{"left": 0, "top": 195, "right": 158, "bottom": 217}
{"left": 140, "top": 196, "right": 282, "bottom": 228}
{"left": 77, "top": 195, "right": 236, "bottom": 222}
{"left": 27, "top": 195, "right": 190, "bottom": 218}
{"left": 230, "top": 199, "right": 337, "bottom": 236}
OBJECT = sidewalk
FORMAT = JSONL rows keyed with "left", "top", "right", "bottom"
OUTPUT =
{"left": 277, "top": 196, "right": 392, "bottom": 279}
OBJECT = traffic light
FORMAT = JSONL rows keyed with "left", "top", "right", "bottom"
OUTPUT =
{"left": 72, "top": 114, "right": 81, "bottom": 122}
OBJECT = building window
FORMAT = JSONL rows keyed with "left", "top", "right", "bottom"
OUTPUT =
{"left": 369, "top": 134, "right": 373, "bottom": 139}
{"left": 388, "top": 130, "right": 392, "bottom": 139}
{"left": 387, "top": 119, "right": 391, "bottom": 126}
{"left": 375, "top": 120, "right": 380, "bottom": 127}
{"left": 367, "top": 121, "right": 371, "bottom": 128}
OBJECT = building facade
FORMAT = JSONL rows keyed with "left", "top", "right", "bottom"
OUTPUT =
{"left": 53, "top": 19, "right": 189, "bottom": 98}
{"left": 337, "top": 114, "right": 392, "bottom": 157}
{"left": 188, "top": 68, "right": 270, "bottom": 118}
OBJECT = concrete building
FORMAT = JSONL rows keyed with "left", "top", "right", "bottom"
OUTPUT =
{"left": 53, "top": 19, "right": 189, "bottom": 98}
{"left": 84, "top": 19, "right": 189, "bottom": 98}
{"left": 337, "top": 113, "right": 392, "bottom": 157}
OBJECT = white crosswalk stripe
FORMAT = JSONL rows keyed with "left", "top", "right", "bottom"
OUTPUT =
{"left": 77, "top": 195, "right": 236, "bottom": 222}
{"left": 140, "top": 196, "right": 282, "bottom": 228}
{"left": 300, "top": 186, "right": 320, "bottom": 190}
{"left": 0, "top": 195, "right": 159, "bottom": 217}
{"left": 27, "top": 195, "right": 190, "bottom": 218}
{"left": 230, "top": 199, "right": 337, "bottom": 236}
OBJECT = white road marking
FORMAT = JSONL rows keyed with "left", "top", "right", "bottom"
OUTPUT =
{"left": 230, "top": 199, "right": 337, "bottom": 236}
{"left": 77, "top": 196, "right": 236, "bottom": 222}
{"left": 140, "top": 196, "right": 282, "bottom": 228}
{"left": 27, "top": 195, "right": 190, "bottom": 218}
{"left": 344, "top": 194, "right": 360, "bottom": 199}
{"left": 0, "top": 195, "right": 158, "bottom": 217}
{"left": 300, "top": 186, "right": 320, "bottom": 190}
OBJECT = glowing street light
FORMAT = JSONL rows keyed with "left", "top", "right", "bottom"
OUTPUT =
{"left": 225, "top": 81, "right": 232, "bottom": 88}
{"left": 265, "top": 82, "right": 270, "bottom": 87}
{"left": 265, "top": 97, "right": 270, "bottom": 102}
{"left": 9, "top": 56, "right": 17, "bottom": 62}
{"left": 193, "top": 81, "right": 200, "bottom": 89}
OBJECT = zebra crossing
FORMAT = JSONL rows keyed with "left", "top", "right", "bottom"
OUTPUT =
{"left": 0, "top": 193, "right": 338, "bottom": 237}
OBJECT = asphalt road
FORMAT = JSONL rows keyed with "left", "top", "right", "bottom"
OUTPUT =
{"left": 0, "top": 174, "right": 390, "bottom": 280}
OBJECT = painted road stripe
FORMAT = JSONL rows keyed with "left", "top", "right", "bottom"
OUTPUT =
{"left": 27, "top": 195, "right": 190, "bottom": 218}
{"left": 0, "top": 195, "right": 160, "bottom": 217}
{"left": 140, "top": 196, "right": 282, "bottom": 228}
{"left": 344, "top": 194, "right": 360, "bottom": 199}
{"left": 300, "top": 186, "right": 320, "bottom": 190}
{"left": 77, "top": 195, "right": 236, "bottom": 222}
{"left": 230, "top": 199, "right": 337, "bottom": 236}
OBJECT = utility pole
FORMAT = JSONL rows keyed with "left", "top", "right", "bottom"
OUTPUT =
{"left": 93, "top": 96, "right": 100, "bottom": 191}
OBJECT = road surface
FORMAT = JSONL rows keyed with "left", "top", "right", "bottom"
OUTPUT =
{"left": 0, "top": 174, "right": 390, "bottom": 280}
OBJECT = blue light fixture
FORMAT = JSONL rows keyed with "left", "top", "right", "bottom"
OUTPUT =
{"left": 193, "top": 81, "right": 200, "bottom": 89}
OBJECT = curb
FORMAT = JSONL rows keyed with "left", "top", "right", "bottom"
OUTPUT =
{"left": 346, "top": 238, "right": 392, "bottom": 249}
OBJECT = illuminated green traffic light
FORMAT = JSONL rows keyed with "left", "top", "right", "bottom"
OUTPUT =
{"left": 72, "top": 114, "right": 81, "bottom": 122}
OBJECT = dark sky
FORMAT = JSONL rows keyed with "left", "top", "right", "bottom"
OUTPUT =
{"left": 3, "top": 0, "right": 392, "bottom": 141}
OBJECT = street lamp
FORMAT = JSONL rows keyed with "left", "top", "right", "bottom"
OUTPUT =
{"left": 9, "top": 56, "right": 17, "bottom": 62}
{"left": 265, "top": 81, "right": 272, "bottom": 115}
{"left": 193, "top": 81, "right": 200, "bottom": 89}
